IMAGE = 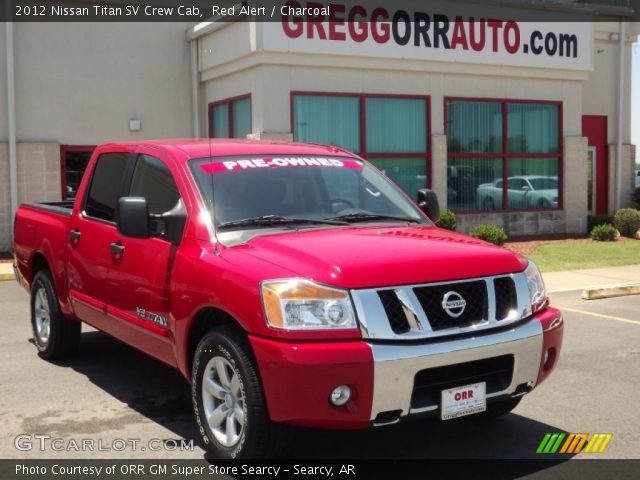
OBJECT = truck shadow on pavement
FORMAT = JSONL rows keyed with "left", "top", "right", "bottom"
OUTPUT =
{"left": 58, "top": 330, "right": 570, "bottom": 462}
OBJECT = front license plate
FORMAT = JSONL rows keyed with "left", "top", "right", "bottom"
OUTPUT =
{"left": 441, "top": 382, "right": 486, "bottom": 420}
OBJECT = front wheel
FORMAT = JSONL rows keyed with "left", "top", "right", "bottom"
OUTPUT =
{"left": 191, "top": 325, "right": 290, "bottom": 458}
{"left": 30, "top": 269, "right": 81, "bottom": 360}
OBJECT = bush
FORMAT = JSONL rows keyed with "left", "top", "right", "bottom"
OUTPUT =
{"left": 469, "top": 224, "right": 508, "bottom": 246}
{"left": 613, "top": 208, "right": 640, "bottom": 238}
{"left": 587, "top": 214, "right": 614, "bottom": 234}
{"left": 436, "top": 210, "right": 457, "bottom": 231}
{"left": 590, "top": 223, "right": 617, "bottom": 242}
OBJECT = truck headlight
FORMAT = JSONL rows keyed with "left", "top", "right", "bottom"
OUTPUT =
{"left": 524, "top": 261, "right": 548, "bottom": 314}
{"left": 261, "top": 279, "right": 357, "bottom": 330}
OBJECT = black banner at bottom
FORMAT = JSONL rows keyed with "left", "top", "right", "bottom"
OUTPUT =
{"left": 3, "top": 459, "right": 640, "bottom": 480}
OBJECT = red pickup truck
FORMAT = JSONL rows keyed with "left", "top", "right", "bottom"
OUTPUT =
{"left": 13, "top": 140, "right": 563, "bottom": 458}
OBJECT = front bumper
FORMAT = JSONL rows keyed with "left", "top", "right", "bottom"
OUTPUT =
{"left": 250, "top": 308, "right": 563, "bottom": 429}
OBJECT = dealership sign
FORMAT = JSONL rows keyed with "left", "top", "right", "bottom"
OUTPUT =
{"left": 262, "top": 1, "right": 593, "bottom": 71}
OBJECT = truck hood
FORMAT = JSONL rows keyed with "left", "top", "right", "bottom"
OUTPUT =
{"left": 229, "top": 225, "right": 527, "bottom": 289}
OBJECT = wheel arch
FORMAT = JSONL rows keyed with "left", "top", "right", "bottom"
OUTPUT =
{"left": 184, "top": 306, "right": 249, "bottom": 380}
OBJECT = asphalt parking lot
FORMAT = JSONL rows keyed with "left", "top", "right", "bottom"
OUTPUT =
{"left": 0, "top": 281, "right": 638, "bottom": 461}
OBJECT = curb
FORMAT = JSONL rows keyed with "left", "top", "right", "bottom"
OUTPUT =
{"left": 581, "top": 283, "right": 640, "bottom": 300}
{"left": 0, "top": 272, "right": 15, "bottom": 282}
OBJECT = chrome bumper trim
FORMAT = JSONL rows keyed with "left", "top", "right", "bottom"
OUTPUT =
{"left": 368, "top": 318, "right": 543, "bottom": 421}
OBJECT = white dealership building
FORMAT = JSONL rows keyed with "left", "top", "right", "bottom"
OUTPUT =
{"left": 1, "top": 0, "right": 639, "bottom": 251}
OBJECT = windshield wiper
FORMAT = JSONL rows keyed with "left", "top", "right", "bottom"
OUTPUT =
{"left": 324, "top": 212, "right": 422, "bottom": 224}
{"left": 218, "top": 215, "right": 348, "bottom": 230}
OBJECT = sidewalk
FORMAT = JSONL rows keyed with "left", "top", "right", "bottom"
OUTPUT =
{"left": 543, "top": 264, "right": 640, "bottom": 293}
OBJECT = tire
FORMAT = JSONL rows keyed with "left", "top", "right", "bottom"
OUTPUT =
{"left": 30, "top": 269, "right": 81, "bottom": 360}
{"left": 484, "top": 397, "right": 522, "bottom": 418}
{"left": 191, "top": 325, "right": 290, "bottom": 459}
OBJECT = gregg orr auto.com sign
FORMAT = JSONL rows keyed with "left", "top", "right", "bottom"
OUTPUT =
{"left": 263, "top": 0, "right": 592, "bottom": 71}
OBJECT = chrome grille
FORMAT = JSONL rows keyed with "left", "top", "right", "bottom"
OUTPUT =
{"left": 413, "top": 280, "right": 488, "bottom": 330}
{"left": 351, "top": 273, "right": 532, "bottom": 341}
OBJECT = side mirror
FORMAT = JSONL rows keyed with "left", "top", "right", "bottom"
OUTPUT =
{"left": 522, "top": 185, "right": 531, "bottom": 192}
{"left": 116, "top": 197, "right": 149, "bottom": 239}
{"left": 153, "top": 198, "right": 187, "bottom": 246}
{"left": 417, "top": 188, "right": 440, "bottom": 223}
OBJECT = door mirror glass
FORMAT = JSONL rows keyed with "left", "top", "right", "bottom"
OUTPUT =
{"left": 116, "top": 197, "right": 149, "bottom": 239}
{"left": 416, "top": 188, "right": 440, "bottom": 223}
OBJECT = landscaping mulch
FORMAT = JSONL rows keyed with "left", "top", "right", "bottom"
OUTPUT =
{"left": 504, "top": 234, "right": 630, "bottom": 256}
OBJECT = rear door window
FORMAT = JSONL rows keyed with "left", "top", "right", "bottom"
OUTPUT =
{"left": 84, "top": 153, "right": 130, "bottom": 222}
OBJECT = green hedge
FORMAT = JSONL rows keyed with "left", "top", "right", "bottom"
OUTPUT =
{"left": 613, "top": 208, "right": 640, "bottom": 238}
{"left": 435, "top": 210, "right": 457, "bottom": 231}
{"left": 469, "top": 224, "right": 508, "bottom": 246}
{"left": 590, "top": 224, "right": 617, "bottom": 242}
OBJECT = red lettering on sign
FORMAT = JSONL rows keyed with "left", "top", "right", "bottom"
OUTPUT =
{"left": 469, "top": 18, "right": 486, "bottom": 51}
{"left": 371, "top": 8, "right": 390, "bottom": 44}
{"left": 347, "top": 5, "right": 367, "bottom": 42}
{"left": 488, "top": 20, "right": 503, "bottom": 52}
{"left": 282, "top": 0, "right": 303, "bottom": 38}
{"left": 307, "top": 2, "right": 327, "bottom": 39}
{"left": 328, "top": 3, "right": 346, "bottom": 41}
{"left": 503, "top": 21, "right": 520, "bottom": 54}
{"left": 450, "top": 17, "right": 469, "bottom": 50}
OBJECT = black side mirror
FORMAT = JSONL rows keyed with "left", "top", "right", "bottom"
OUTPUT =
{"left": 417, "top": 188, "right": 440, "bottom": 223}
{"left": 116, "top": 197, "right": 149, "bottom": 239}
{"left": 153, "top": 198, "right": 187, "bottom": 246}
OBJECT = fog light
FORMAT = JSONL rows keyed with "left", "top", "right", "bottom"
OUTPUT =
{"left": 329, "top": 385, "right": 352, "bottom": 406}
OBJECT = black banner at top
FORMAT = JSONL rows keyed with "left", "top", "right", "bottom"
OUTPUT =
{"left": 1, "top": 0, "right": 639, "bottom": 22}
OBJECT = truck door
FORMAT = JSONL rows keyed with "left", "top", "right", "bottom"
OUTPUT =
{"left": 66, "top": 152, "right": 134, "bottom": 334}
{"left": 105, "top": 153, "right": 183, "bottom": 366}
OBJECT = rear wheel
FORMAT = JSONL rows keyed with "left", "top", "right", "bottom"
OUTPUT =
{"left": 30, "top": 269, "right": 81, "bottom": 360}
{"left": 191, "top": 325, "right": 290, "bottom": 458}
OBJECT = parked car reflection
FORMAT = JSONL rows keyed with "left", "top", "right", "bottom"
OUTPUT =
{"left": 477, "top": 175, "right": 558, "bottom": 209}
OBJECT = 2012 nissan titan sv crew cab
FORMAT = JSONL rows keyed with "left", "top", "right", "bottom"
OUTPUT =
{"left": 13, "top": 140, "right": 563, "bottom": 458}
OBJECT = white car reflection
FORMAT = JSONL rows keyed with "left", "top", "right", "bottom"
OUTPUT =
{"left": 476, "top": 175, "right": 559, "bottom": 209}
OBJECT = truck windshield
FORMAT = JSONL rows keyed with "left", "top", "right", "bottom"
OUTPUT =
{"left": 189, "top": 155, "right": 428, "bottom": 230}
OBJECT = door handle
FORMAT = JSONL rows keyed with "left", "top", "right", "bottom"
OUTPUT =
{"left": 69, "top": 229, "right": 81, "bottom": 243}
{"left": 109, "top": 242, "right": 125, "bottom": 257}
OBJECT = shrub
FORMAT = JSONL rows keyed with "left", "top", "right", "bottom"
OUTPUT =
{"left": 469, "top": 224, "right": 508, "bottom": 246}
{"left": 436, "top": 210, "right": 457, "bottom": 231}
{"left": 590, "top": 223, "right": 617, "bottom": 242}
{"left": 587, "top": 214, "right": 614, "bottom": 234}
{"left": 613, "top": 208, "right": 640, "bottom": 238}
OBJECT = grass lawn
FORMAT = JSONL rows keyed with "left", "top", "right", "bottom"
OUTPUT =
{"left": 528, "top": 239, "right": 640, "bottom": 272}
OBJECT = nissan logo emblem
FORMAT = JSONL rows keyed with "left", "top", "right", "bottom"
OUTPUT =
{"left": 441, "top": 291, "right": 466, "bottom": 318}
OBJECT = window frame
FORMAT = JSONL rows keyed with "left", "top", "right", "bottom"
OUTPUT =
{"left": 444, "top": 97, "right": 563, "bottom": 213}
{"left": 290, "top": 91, "right": 432, "bottom": 189}
{"left": 60, "top": 145, "right": 96, "bottom": 201}
{"left": 208, "top": 93, "right": 252, "bottom": 139}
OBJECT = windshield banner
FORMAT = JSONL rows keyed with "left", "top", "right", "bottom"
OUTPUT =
{"left": 200, "top": 157, "right": 363, "bottom": 173}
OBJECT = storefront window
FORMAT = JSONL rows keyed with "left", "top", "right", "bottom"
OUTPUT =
{"left": 293, "top": 95, "right": 360, "bottom": 152}
{"left": 446, "top": 99, "right": 561, "bottom": 212}
{"left": 293, "top": 93, "right": 430, "bottom": 197}
{"left": 447, "top": 101, "right": 502, "bottom": 153}
{"left": 508, "top": 103, "right": 559, "bottom": 153}
{"left": 209, "top": 95, "right": 251, "bottom": 139}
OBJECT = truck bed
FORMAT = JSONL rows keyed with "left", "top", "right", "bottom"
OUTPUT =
{"left": 23, "top": 201, "right": 75, "bottom": 216}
